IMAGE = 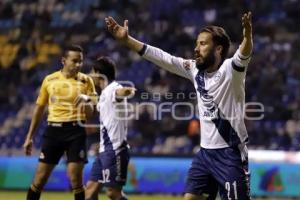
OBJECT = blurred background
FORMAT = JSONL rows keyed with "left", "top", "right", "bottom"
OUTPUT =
{"left": 0, "top": 0, "right": 300, "bottom": 198}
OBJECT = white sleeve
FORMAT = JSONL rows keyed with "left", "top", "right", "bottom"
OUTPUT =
{"left": 229, "top": 47, "right": 252, "bottom": 83}
{"left": 140, "top": 44, "right": 195, "bottom": 82}
{"left": 232, "top": 46, "right": 251, "bottom": 71}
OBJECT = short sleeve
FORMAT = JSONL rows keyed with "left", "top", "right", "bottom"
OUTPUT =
{"left": 36, "top": 78, "right": 49, "bottom": 105}
{"left": 86, "top": 76, "right": 98, "bottom": 103}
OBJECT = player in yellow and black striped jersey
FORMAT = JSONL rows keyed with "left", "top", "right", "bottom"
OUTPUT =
{"left": 23, "top": 45, "right": 97, "bottom": 200}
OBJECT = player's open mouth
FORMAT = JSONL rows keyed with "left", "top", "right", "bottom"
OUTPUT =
{"left": 195, "top": 57, "right": 203, "bottom": 63}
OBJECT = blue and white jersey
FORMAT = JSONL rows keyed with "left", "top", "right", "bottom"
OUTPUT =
{"left": 97, "top": 81, "right": 129, "bottom": 153}
{"left": 140, "top": 44, "right": 251, "bottom": 149}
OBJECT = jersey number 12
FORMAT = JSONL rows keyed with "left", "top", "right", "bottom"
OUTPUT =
{"left": 99, "top": 169, "right": 110, "bottom": 183}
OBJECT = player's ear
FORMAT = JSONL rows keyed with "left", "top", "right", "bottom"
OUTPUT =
{"left": 216, "top": 45, "right": 223, "bottom": 56}
{"left": 61, "top": 57, "right": 66, "bottom": 66}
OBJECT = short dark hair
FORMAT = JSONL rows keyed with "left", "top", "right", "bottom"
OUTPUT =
{"left": 200, "top": 26, "right": 231, "bottom": 61}
{"left": 93, "top": 56, "right": 116, "bottom": 81}
{"left": 63, "top": 45, "right": 83, "bottom": 58}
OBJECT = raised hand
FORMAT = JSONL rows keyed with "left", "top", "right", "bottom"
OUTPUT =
{"left": 105, "top": 16, "right": 129, "bottom": 42}
{"left": 240, "top": 11, "right": 253, "bottom": 57}
{"left": 242, "top": 12, "right": 252, "bottom": 39}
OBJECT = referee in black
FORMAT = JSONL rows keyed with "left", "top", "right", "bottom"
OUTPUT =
{"left": 23, "top": 45, "right": 97, "bottom": 200}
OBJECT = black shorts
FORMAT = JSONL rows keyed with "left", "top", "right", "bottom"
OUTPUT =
{"left": 39, "top": 122, "right": 87, "bottom": 165}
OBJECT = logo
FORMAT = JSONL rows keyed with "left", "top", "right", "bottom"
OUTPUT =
{"left": 214, "top": 71, "right": 221, "bottom": 82}
{"left": 183, "top": 61, "right": 191, "bottom": 71}
{"left": 50, "top": 95, "right": 57, "bottom": 103}
{"left": 62, "top": 83, "right": 69, "bottom": 88}
{"left": 258, "top": 167, "right": 284, "bottom": 192}
{"left": 39, "top": 152, "right": 45, "bottom": 159}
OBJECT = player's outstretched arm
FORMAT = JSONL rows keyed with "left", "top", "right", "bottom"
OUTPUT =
{"left": 74, "top": 94, "right": 94, "bottom": 119}
{"left": 23, "top": 104, "right": 46, "bottom": 156}
{"left": 105, "top": 16, "right": 144, "bottom": 52}
{"left": 240, "top": 12, "right": 253, "bottom": 57}
{"left": 105, "top": 16, "right": 193, "bottom": 81}
{"left": 116, "top": 87, "right": 136, "bottom": 99}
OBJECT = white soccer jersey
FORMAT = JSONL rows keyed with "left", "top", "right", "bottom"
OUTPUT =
{"left": 141, "top": 44, "right": 251, "bottom": 149}
{"left": 97, "top": 81, "right": 129, "bottom": 153}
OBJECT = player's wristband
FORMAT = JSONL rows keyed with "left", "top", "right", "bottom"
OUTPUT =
{"left": 138, "top": 44, "right": 147, "bottom": 56}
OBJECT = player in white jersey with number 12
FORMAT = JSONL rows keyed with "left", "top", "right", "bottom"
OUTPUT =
{"left": 85, "top": 57, "right": 135, "bottom": 200}
{"left": 105, "top": 11, "right": 253, "bottom": 200}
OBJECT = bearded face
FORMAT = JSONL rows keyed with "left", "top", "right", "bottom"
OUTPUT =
{"left": 195, "top": 46, "right": 216, "bottom": 71}
{"left": 194, "top": 32, "right": 217, "bottom": 72}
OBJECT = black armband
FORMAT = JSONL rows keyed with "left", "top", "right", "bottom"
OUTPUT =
{"left": 138, "top": 44, "right": 147, "bottom": 56}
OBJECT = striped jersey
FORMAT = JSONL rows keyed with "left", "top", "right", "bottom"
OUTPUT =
{"left": 97, "top": 81, "right": 129, "bottom": 153}
{"left": 140, "top": 44, "right": 251, "bottom": 149}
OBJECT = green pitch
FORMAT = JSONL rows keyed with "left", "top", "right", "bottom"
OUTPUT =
{"left": 0, "top": 191, "right": 275, "bottom": 200}
{"left": 0, "top": 191, "right": 182, "bottom": 200}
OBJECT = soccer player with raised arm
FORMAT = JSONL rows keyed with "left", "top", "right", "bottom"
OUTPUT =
{"left": 105, "top": 12, "right": 253, "bottom": 200}
{"left": 85, "top": 57, "right": 135, "bottom": 200}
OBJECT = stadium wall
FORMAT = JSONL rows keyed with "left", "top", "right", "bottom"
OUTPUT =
{"left": 0, "top": 150, "right": 300, "bottom": 197}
